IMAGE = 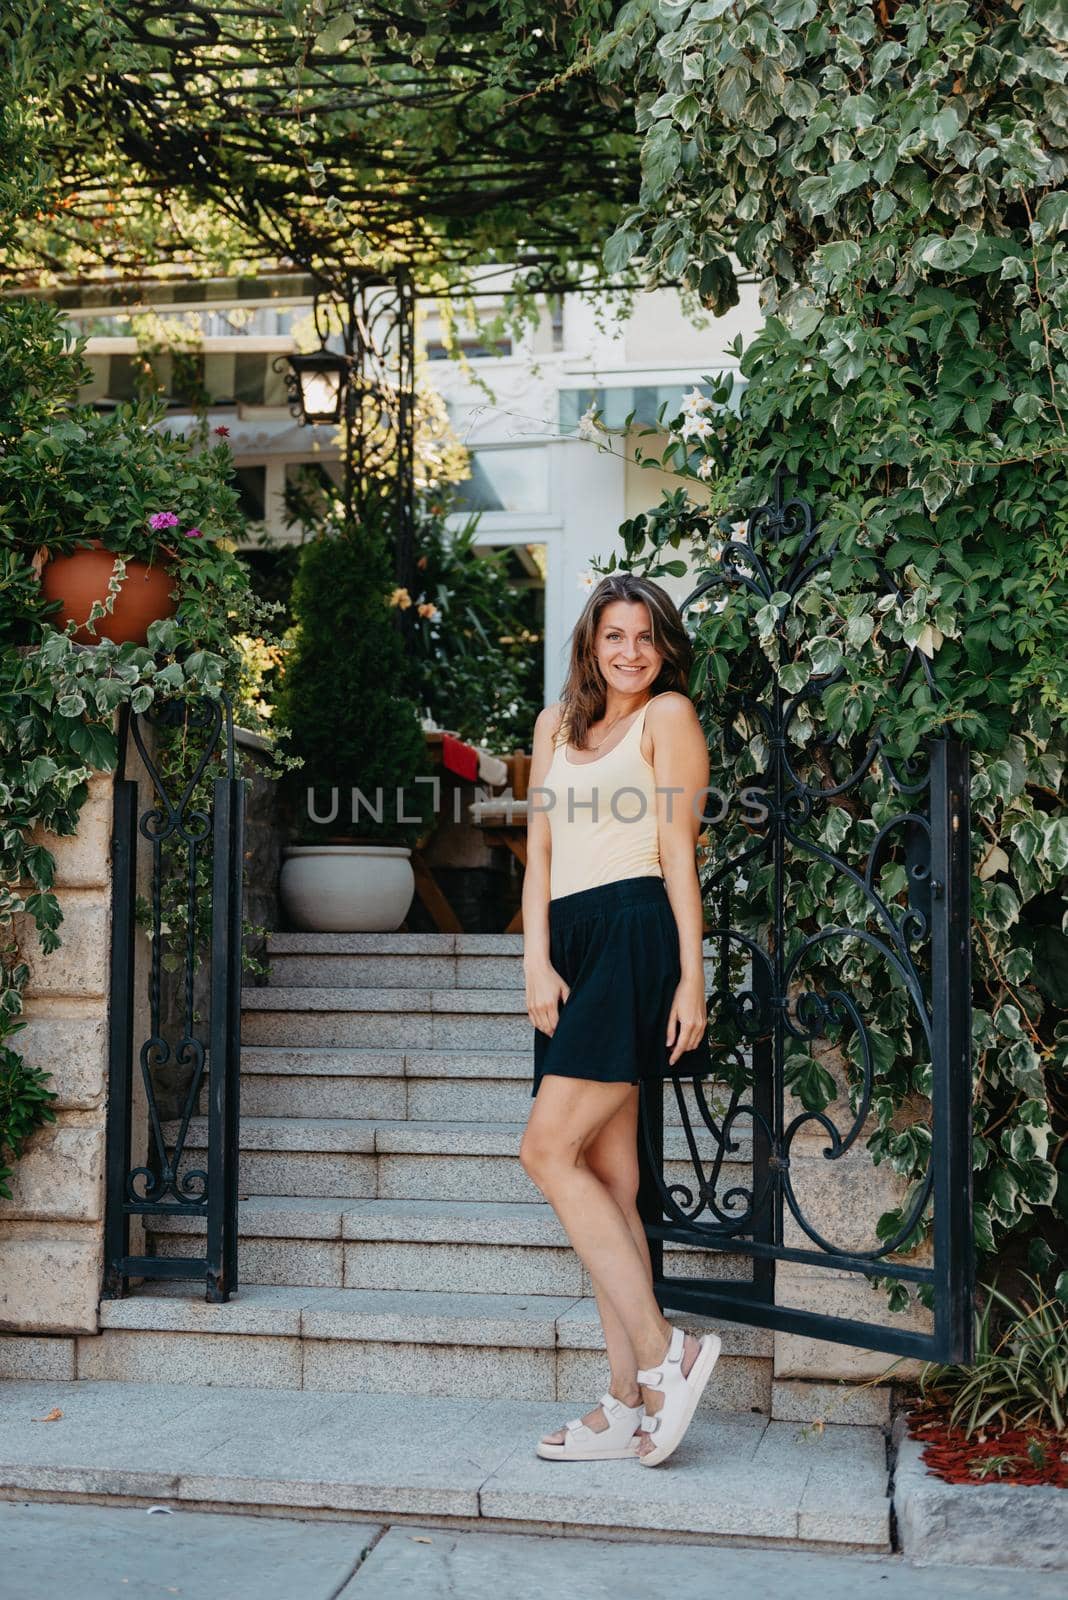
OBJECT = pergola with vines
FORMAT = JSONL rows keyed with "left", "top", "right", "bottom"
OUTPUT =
{"left": 16, "top": 2, "right": 640, "bottom": 603}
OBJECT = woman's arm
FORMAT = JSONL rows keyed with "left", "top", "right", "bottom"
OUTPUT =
{"left": 649, "top": 692, "right": 710, "bottom": 1062}
{"left": 522, "top": 704, "right": 570, "bottom": 1034}
{"left": 522, "top": 704, "right": 560, "bottom": 969}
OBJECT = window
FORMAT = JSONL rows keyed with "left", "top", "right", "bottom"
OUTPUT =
{"left": 424, "top": 334, "right": 513, "bottom": 361}
{"left": 452, "top": 448, "right": 548, "bottom": 515}
{"left": 233, "top": 465, "right": 267, "bottom": 524}
{"left": 559, "top": 383, "right": 716, "bottom": 432}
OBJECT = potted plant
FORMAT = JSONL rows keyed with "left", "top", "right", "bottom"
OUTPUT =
{"left": 274, "top": 500, "right": 436, "bottom": 932}
{"left": 40, "top": 526, "right": 179, "bottom": 645}
{"left": 0, "top": 297, "right": 279, "bottom": 1203}
{"left": 2, "top": 393, "right": 242, "bottom": 647}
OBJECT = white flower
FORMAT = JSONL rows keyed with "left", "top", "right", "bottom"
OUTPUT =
{"left": 576, "top": 403, "right": 601, "bottom": 441}
{"left": 696, "top": 455, "right": 716, "bottom": 481}
{"left": 731, "top": 519, "right": 749, "bottom": 543}
{"left": 680, "top": 386, "right": 712, "bottom": 415}
{"left": 680, "top": 412, "right": 715, "bottom": 442}
{"left": 577, "top": 568, "right": 599, "bottom": 591}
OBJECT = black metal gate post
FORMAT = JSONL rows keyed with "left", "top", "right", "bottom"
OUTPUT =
{"left": 103, "top": 695, "right": 245, "bottom": 1302}
{"left": 930, "top": 737, "right": 975, "bottom": 1363}
{"left": 637, "top": 475, "right": 975, "bottom": 1365}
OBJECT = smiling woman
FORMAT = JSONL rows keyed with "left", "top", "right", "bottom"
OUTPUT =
{"left": 517, "top": 571, "right": 720, "bottom": 1467}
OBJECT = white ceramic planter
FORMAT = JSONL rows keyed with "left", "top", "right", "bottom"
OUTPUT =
{"left": 279, "top": 844, "right": 415, "bottom": 933}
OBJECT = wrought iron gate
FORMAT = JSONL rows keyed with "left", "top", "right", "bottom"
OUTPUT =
{"left": 637, "top": 477, "right": 974, "bottom": 1365}
{"left": 104, "top": 695, "right": 244, "bottom": 1302}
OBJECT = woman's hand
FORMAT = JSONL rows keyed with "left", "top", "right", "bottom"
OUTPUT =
{"left": 666, "top": 972, "right": 708, "bottom": 1066}
{"left": 525, "top": 961, "right": 571, "bottom": 1037}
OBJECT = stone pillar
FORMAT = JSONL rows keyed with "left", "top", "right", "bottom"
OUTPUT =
{"left": 0, "top": 774, "right": 114, "bottom": 1336}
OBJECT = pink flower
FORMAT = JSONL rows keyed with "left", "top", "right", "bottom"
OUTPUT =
{"left": 183, "top": 527, "right": 204, "bottom": 540}
{"left": 149, "top": 511, "right": 180, "bottom": 531}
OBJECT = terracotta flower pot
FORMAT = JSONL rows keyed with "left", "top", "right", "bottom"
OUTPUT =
{"left": 40, "top": 539, "right": 178, "bottom": 646}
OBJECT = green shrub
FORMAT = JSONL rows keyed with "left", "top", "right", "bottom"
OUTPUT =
{"left": 919, "top": 1273, "right": 1068, "bottom": 1435}
{"left": 274, "top": 504, "right": 435, "bottom": 846}
{"left": 404, "top": 499, "right": 543, "bottom": 752}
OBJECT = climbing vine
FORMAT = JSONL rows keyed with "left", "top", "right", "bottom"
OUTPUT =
{"left": 590, "top": 0, "right": 1068, "bottom": 1300}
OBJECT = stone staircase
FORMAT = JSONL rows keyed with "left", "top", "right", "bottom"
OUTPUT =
{"left": 0, "top": 932, "right": 894, "bottom": 1549}
{"left": 94, "top": 933, "right": 770, "bottom": 1413}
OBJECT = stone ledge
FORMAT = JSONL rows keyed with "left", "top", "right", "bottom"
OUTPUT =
{"left": 893, "top": 1423, "right": 1068, "bottom": 1569}
{"left": 771, "top": 1377, "right": 892, "bottom": 1427}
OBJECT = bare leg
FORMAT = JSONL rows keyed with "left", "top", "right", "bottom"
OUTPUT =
{"left": 539, "top": 1089, "right": 648, "bottom": 1443}
{"left": 520, "top": 1075, "right": 671, "bottom": 1353}
{"left": 523, "top": 1078, "right": 705, "bottom": 1456}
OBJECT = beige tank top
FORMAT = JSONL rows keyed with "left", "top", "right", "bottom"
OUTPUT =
{"left": 542, "top": 699, "right": 663, "bottom": 900}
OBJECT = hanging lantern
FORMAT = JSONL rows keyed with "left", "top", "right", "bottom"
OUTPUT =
{"left": 281, "top": 348, "right": 351, "bottom": 426}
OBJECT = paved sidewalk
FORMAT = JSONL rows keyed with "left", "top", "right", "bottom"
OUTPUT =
{"left": 1, "top": 1504, "right": 1064, "bottom": 1600}
{"left": 0, "top": 1379, "right": 891, "bottom": 1545}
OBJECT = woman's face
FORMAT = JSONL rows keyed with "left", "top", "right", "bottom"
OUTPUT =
{"left": 593, "top": 600, "right": 663, "bottom": 696}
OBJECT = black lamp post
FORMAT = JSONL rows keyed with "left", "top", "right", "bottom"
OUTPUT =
{"left": 282, "top": 347, "right": 353, "bottom": 428}
{"left": 272, "top": 271, "right": 416, "bottom": 604}
{"left": 274, "top": 285, "right": 361, "bottom": 526}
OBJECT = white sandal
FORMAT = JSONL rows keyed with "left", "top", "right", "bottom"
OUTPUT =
{"left": 535, "top": 1391, "right": 645, "bottom": 1461}
{"left": 635, "top": 1325, "right": 722, "bottom": 1467}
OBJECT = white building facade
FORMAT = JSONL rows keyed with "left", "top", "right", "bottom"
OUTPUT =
{"left": 68, "top": 270, "right": 765, "bottom": 704}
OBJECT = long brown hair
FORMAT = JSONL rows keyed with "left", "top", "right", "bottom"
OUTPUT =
{"left": 554, "top": 573, "right": 694, "bottom": 751}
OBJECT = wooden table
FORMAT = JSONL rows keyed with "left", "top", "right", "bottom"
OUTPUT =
{"left": 467, "top": 798, "right": 529, "bottom": 933}
{"left": 408, "top": 739, "right": 531, "bottom": 933}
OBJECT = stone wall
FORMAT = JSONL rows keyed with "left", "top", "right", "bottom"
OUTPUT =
{"left": 1, "top": 774, "right": 115, "bottom": 1336}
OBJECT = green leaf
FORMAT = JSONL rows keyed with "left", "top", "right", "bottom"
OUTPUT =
{"left": 67, "top": 720, "right": 117, "bottom": 773}
{"left": 920, "top": 470, "right": 952, "bottom": 512}
{"left": 1045, "top": 817, "right": 1068, "bottom": 870}
{"left": 1013, "top": 392, "right": 1043, "bottom": 423}
{"left": 973, "top": 1204, "right": 995, "bottom": 1254}
{"left": 819, "top": 240, "right": 861, "bottom": 274}
{"left": 641, "top": 121, "right": 682, "bottom": 200}
{"left": 716, "top": 62, "right": 751, "bottom": 122}
{"left": 315, "top": 12, "right": 355, "bottom": 53}
{"left": 918, "top": 230, "right": 978, "bottom": 271}
{"left": 604, "top": 226, "right": 643, "bottom": 276}
{"left": 807, "top": 635, "right": 843, "bottom": 676}
{"left": 779, "top": 662, "right": 809, "bottom": 694}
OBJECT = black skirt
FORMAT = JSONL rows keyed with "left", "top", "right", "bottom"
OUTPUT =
{"left": 531, "top": 874, "right": 713, "bottom": 1097}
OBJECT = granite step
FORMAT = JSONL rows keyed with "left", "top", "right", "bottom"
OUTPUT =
{"left": 0, "top": 1379, "right": 892, "bottom": 1548}
{"left": 268, "top": 933, "right": 527, "bottom": 957}
{"left": 234, "top": 1046, "right": 740, "bottom": 1127}
{"left": 265, "top": 937, "right": 717, "bottom": 992}
{"left": 74, "top": 1282, "right": 773, "bottom": 1411}
{"left": 165, "top": 1116, "right": 754, "bottom": 1202}
{"left": 146, "top": 1195, "right": 757, "bottom": 1297}
{"left": 242, "top": 986, "right": 532, "bottom": 1051}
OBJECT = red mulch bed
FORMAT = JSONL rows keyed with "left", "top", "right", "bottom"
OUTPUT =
{"left": 906, "top": 1399, "right": 1068, "bottom": 1487}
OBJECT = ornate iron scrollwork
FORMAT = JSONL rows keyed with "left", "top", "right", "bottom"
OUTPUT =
{"left": 104, "top": 695, "right": 244, "bottom": 1303}
{"left": 637, "top": 473, "right": 974, "bottom": 1364}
